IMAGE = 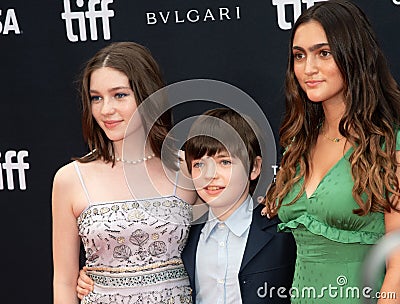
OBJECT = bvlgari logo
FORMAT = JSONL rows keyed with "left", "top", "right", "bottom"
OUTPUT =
{"left": 272, "top": 0, "right": 328, "bottom": 30}
{"left": 146, "top": 6, "right": 241, "bottom": 25}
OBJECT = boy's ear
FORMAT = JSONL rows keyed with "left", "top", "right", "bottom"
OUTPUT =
{"left": 250, "top": 156, "right": 262, "bottom": 180}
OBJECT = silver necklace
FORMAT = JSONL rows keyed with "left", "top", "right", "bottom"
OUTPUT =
{"left": 115, "top": 153, "right": 155, "bottom": 164}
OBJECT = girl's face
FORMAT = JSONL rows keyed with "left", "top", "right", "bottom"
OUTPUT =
{"left": 292, "top": 21, "right": 345, "bottom": 105}
{"left": 90, "top": 67, "right": 139, "bottom": 145}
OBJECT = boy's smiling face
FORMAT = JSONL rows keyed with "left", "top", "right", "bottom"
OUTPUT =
{"left": 190, "top": 151, "right": 252, "bottom": 221}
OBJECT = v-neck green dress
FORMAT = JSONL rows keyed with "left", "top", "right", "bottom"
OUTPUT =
{"left": 278, "top": 143, "right": 398, "bottom": 303}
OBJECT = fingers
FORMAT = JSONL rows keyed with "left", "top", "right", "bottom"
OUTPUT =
{"left": 258, "top": 196, "right": 270, "bottom": 217}
{"left": 76, "top": 284, "right": 89, "bottom": 300}
{"left": 76, "top": 277, "right": 92, "bottom": 299}
{"left": 261, "top": 206, "right": 271, "bottom": 218}
{"left": 80, "top": 268, "right": 94, "bottom": 284}
{"left": 76, "top": 267, "right": 94, "bottom": 299}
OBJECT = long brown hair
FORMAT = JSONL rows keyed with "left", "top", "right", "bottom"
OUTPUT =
{"left": 266, "top": 0, "right": 400, "bottom": 216}
{"left": 76, "top": 42, "right": 176, "bottom": 167}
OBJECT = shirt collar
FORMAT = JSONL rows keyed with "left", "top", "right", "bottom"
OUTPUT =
{"left": 202, "top": 195, "right": 253, "bottom": 240}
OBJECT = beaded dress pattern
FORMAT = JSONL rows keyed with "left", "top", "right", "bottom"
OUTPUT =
{"left": 74, "top": 162, "right": 193, "bottom": 304}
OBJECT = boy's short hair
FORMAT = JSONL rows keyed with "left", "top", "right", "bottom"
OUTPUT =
{"left": 184, "top": 108, "right": 262, "bottom": 195}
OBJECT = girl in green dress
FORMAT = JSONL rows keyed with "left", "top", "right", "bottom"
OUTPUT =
{"left": 264, "top": 1, "right": 400, "bottom": 303}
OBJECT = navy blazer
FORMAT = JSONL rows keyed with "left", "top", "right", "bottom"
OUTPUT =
{"left": 181, "top": 204, "right": 296, "bottom": 304}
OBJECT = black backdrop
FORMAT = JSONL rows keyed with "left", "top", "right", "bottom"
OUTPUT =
{"left": 1, "top": 1, "right": 400, "bottom": 302}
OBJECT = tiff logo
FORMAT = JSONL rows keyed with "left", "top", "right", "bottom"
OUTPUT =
{"left": 272, "top": 0, "right": 328, "bottom": 30}
{"left": 0, "top": 150, "right": 29, "bottom": 191}
{"left": 61, "top": 0, "right": 114, "bottom": 42}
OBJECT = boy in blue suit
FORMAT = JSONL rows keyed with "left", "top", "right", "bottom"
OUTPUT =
{"left": 76, "top": 108, "right": 296, "bottom": 303}
{"left": 182, "top": 108, "right": 295, "bottom": 304}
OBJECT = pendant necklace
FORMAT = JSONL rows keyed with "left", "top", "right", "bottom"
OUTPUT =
{"left": 321, "top": 122, "right": 344, "bottom": 143}
{"left": 322, "top": 132, "right": 344, "bottom": 143}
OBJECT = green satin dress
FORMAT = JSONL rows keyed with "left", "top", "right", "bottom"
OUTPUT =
{"left": 278, "top": 145, "right": 392, "bottom": 303}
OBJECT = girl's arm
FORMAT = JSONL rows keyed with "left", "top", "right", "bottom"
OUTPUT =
{"left": 378, "top": 151, "right": 400, "bottom": 304}
{"left": 52, "top": 165, "right": 81, "bottom": 304}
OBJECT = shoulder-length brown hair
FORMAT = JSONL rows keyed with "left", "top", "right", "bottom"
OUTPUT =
{"left": 266, "top": 0, "right": 400, "bottom": 216}
{"left": 76, "top": 41, "right": 176, "bottom": 167}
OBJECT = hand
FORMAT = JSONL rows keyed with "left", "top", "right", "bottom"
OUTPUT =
{"left": 76, "top": 267, "right": 94, "bottom": 299}
{"left": 261, "top": 205, "right": 271, "bottom": 218}
{"left": 257, "top": 196, "right": 271, "bottom": 218}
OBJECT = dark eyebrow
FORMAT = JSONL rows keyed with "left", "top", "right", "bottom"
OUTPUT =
{"left": 89, "top": 86, "right": 131, "bottom": 94}
{"left": 215, "top": 152, "right": 231, "bottom": 158}
{"left": 293, "top": 43, "right": 329, "bottom": 52}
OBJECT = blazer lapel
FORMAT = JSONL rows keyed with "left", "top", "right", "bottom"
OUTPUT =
{"left": 182, "top": 222, "right": 204, "bottom": 285}
{"left": 239, "top": 208, "right": 279, "bottom": 271}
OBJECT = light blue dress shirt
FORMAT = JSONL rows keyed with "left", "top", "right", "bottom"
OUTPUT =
{"left": 195, "top": 195, "right": 253, "bottom": 304}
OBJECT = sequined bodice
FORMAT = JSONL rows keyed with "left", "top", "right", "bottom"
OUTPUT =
{"left": 78, "top": 196, "right": 192, "bottom": 269}
{"left": 73, "top": 160, "right": 195, "bottom": 303}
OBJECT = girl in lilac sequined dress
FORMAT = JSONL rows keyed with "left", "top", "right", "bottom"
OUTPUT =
{"left": 52, "top": 42, "right": 197, "bottom": 304}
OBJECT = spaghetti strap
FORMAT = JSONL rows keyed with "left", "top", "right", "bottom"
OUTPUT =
{"left": 173, "top": 156, "right": 182, "bottom": 196}
{"left": 173, "top": 170, "right": 180, "bottom": 196}
{"left": 73, "top": 161, "right": 91, "bottom": 203}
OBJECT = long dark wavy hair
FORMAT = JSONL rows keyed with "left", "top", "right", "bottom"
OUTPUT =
{"left": 266, "top": 0, "right": 400, "bottom": 216}
{"left": 75, "top": 42, "right": 176, "bottom": 168}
